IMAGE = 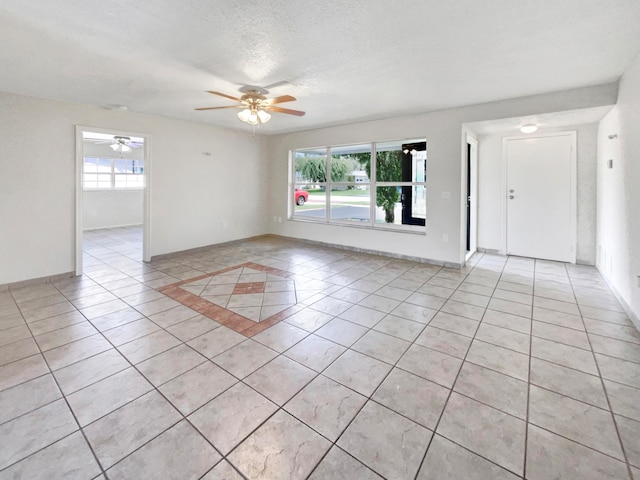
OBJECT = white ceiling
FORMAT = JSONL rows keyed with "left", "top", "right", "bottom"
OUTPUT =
{"left": 82, "top": 132, "right": 144, "bottom": 143}
{"left": 2, "top": 1, "right": 640, "bottom": 134}
{"left": 464, "top": 106, "right": 615, "bottom": 136}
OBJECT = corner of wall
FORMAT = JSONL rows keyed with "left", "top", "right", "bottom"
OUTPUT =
{"left": 595, "top": 50, "right": 640, "bottom": 326}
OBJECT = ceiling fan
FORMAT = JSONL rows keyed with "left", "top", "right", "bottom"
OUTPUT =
{"left": 195, "top": 87, "right": 305, "bottom": 125}
{"left": 108, "top": 136, "right": 142, "bottom": 153}
{"left": 91, "top": 135, "right": 143, "bottom": 152}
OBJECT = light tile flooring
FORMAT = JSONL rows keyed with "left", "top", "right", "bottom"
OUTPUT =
{"left": 1, "top": 226, "right": 640, "bottom": 479}
{"left": 178, "top": 265, "right": 297, "bottom": 322}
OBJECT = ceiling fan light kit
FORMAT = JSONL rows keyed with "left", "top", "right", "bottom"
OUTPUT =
{"left": 110, "top": 142, "right": 131, "bottom": 152}
{"left": 196, "top": 88, "right": 305, "bottom": 126}
{"left": 237, "top": 107, "right": 272, "bottom": 125}
{"left": 110, "top": 136, "right": 134, "bottom": 152}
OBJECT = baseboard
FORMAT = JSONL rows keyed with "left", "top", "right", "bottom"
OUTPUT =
{"left": 84, "top": 223, "right": 143, "bottom": 231}
{"left": 477, "top": 247, "right": 502, "bottom": 255}
{"left": 0, "top": 271, "right": 75, "bottom": 292}
{"left": 265, "top": 234, "right": 463, "bottom": 269}
{"left": 576, "top": 258, "right": 596, "bottom": 266}
{"left": 150, "top": 234, "right": 271, "bottom": 261}
{"left": 151, "top": 233, "right": 462, "bottom": 269}
{"left": 598, "top": 270, "right": 640, "bottom": 332}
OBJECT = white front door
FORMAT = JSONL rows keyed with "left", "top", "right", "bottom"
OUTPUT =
{"left": 505, "top": 133, "right": 576, "bottom": 262}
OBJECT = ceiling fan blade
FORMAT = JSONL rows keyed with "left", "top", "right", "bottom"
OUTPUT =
{"left": 195, "top": 105, "right": 242, "bottom": 111}
{"left": 267, "top": 95, "right": 296, "bottom": 105}
{"left": 206, "top": 91, "right": 242, "bottom": 102}
{"left": 266, "top": 105, "right": 306, "bottom": 116}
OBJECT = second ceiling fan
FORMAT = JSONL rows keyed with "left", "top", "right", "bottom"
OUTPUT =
{"left": 195, "top": 87, "right": 305, "bottom": 125}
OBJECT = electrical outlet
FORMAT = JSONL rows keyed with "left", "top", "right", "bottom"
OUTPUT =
{"left": 442, "top": 233, "right": 449, "bottom": 242}
{"left": 221, "top": 220, "right": 227, "bottom": 229}
{"left": 442, "top": 191, "right": 451, "bottom": 199}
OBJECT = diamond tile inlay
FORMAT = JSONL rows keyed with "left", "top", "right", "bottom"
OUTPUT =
{"left": 159, "top": 263, "right": 303, "bottom": 337}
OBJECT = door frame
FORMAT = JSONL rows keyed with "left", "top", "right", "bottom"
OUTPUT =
{"left": 75, "top": 125, "right": 152, "bottom": 276}
{"left": 401, "top": 141, "right": 427, "bottom": 226}
{"left": 501, "top": 131, "right": 577, "bottom": 262}
{"left": 465, "top": 134, "right": 478, "bottom": 261}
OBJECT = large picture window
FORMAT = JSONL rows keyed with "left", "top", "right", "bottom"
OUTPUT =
{"left": 83, "top": 157, "right": 144, "bottom": 190}
{"left": 290, "top": 139, "right": 426, "bottom": 231}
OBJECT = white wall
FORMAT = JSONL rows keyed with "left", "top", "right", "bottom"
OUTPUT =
{"left": 0, "top": 82, "right": 621, "bottom": 285}
{"left": 266, "top": 83, "right": 617, "bottom": 266}
{"left": 83, "top": 190, "right": 143, "bottom": 230}
{"left": 476, "top": 123, "right": 599, "bottom": 264}
{"left": 597, "top": 52, "right": 640, "bottom": 325}
{"left": 0, "top": 92, "right": 267, "bottom": 284}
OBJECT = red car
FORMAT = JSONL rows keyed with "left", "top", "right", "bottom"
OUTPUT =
{"left": 294, "top": 188, "right": 308, "bottom": 206}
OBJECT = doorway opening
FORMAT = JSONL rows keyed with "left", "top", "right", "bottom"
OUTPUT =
{"left": 465, "top": 135, "right": 478, "bottom": 260}
{"left": 75, "top": 127, "right": 151, "bottom": 275}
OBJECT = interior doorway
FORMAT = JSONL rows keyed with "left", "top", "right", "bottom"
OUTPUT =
{"left": 75, "top": 126, "right": 151, "bottom": 275}
{"left": 465, "top": 135, "right": 478, "bottom": 260}
{"left": 503, "top": 132, "right": 576, "bottom": 263}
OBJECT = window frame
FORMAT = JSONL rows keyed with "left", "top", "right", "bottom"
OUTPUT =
{"left": 83, "top": 156, "right": 145, "bottom": 191}
{"left": 289, "top": 138, "right": 427, "bottom": 233}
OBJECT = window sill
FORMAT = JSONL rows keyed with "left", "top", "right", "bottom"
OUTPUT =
{"left": 83, "top": 188, "right": 145, "bottom": 192}
{"left": 288, "top": 217, "right": 426, "bottom": 235}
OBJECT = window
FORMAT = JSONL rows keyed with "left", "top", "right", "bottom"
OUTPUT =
{"left": 293, "top": 148, "right": 327, "bottom": 219}
{"left": 83, "top": 157, "right": 144, "bottom": 190}
{"left": 290, "top": 139, "right": 426, "bottom": 231}
{"left": 114, "top": 159, "right": 145, "bottom": 188}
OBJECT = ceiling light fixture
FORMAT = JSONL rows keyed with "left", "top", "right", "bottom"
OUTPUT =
{"left": 110, "top": 136, "right": 132, "bottom": 153}
{"left": 110, "top": 143, "right": 131, "bottom": 153}
{"left": 520, "top": 124, "right": 538, "bottom": 134}
{"left": 257, "top": 109, "right": 271, "bottom": 123}
{"left": 237, "top": 105, "right": 271, "bottom": 126}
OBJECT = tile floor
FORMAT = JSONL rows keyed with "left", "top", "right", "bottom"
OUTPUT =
{"left": 1, "top": 226, "right": 640, "bottom": 479}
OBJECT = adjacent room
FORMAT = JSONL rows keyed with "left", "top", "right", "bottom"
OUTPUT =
{"left": 1, "top": 1, "right": 640, "bottom": 479}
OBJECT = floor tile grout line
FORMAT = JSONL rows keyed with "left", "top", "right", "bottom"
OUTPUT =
{"left": 34, "top": 308, "right": 191, "bottom": 395}
{"left": 413, "top": 253, "right": 526, "bottom": 479}
{"left": 0, "top": 430, "right": 88, "bottom": 475}
{"left": 5, "top": 286, "right": 109, "bottom": 479}
{"left": 522, "top": 258, "right": 539, "bottom": 479}
{"left": 175, "top": 261, "right": 406, "bottom": 473}
{"left": 300, "top": 262, "right": 640, "bottom": 436}
{"left": 47, "top": 279, "right": 239, "bottom": 478}
{"left": 5, "top": 274, "right": 584, "bottom": 398}
{"left": 268, "top": 261, "right": 473, "bottom": 478}
{"left": 301, "top": 322, "right": 429, "bottom": 476}
{"left": 0, "top": 373, "right": 64, "bottom": 428}
{"left": 567, "top": 263, "right": 636, "bottom": 480}
{"left": 81, "top": 240, "right": 396, "bottom": 474}
{"left": 2, "top": 232, "right": 636, "bottom": 476}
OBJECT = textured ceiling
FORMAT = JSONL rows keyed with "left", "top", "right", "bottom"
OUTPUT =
{"left": 1, "top": 1, "right": 640, "bottom": 134}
